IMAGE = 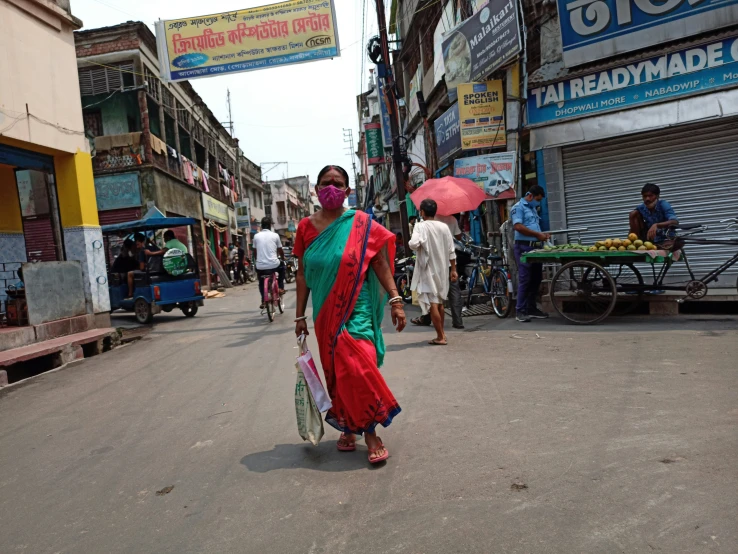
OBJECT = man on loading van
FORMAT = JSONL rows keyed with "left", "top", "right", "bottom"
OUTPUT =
{"left": 253, "top": 216, "right": 285, "bottom": 309}
{"left": 511, "top": 185, "right": 550, "bottom": 323}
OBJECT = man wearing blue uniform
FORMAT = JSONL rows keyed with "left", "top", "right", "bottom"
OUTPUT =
{"left": 511, "top": 185, "right": 550, "bottom": 322}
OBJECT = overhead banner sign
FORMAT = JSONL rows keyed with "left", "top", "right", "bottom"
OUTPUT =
{"left": 434, "top": 102, "right": 462, "bottom": 164}
{"left": 365, "top": 123, "right": 385, "bottom": 165}
{"left": 527, "top": 35, "right": 738, "bottom": 126}
{"left": 454, "top": 152, "right": 517, "bottom": 200}
{"left": 202, "top": 194, "right": 229, "bottom": 224}
{"left": 557, "top": 0, "right": 738, "bottom": 68}
{"left": 155, "top": 0, "right": 340, "bottom": 82}
{"left": 458, "top": 80, "right": 506, "bottom": 150}
{"left": 442, "top": 0, "right": 521, "bottom": 94}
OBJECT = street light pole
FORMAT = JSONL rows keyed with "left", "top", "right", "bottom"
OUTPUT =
{"left": 373, "top": 0, "right": 411, "bottom": 250}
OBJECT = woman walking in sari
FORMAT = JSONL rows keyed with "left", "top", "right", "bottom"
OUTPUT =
{"left": 293, "top": 165, "right": 406, "bottom": 464}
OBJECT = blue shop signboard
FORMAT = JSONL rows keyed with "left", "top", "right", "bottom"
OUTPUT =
{"left": 557, "top": 0, "right": 738, "bottom": 67}
{"left": 434, "top": 103, "right": 462, "bottom": 164}
{"left": 94, "top": 173, "right": 142, "bottom": 211}
{"left": 527, "top": 35, "right": 738, "bottom": 126}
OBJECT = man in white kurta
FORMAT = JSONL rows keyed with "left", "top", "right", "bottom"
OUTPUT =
{"left": 409, "top": 199, "right": 458, "bottom": 345}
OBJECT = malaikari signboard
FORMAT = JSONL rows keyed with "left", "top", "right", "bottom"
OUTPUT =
{"left": 155, "top": 0, "right": 340, "bottom": 82}
{"left": 527, "top": 35, "right": 738, "bottom": 126}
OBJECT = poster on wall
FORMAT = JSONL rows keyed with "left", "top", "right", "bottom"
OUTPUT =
{"left": 432, "top": 1, "right": 458, "bottom": 87}
{"left": 16, "top": 170, "right": 50, "bottom": 217}
{"left": 458, "top": 80, "right": 506, "bottom": 150}
{"left": 442, "top": 0, "right": 521, "bottom": 96}
{"left": 155, "top": 0, "right": 340, "bottom": 82}
{"left": 454, "top": 152, "right": 517, "bottom": 199}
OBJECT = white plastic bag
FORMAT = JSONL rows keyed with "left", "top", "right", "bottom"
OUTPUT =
{"left": 294, "top": 365, "right": 324, "bottom": 446}
{"left": 296, "top": 334, "right": 332, "bottom": 413}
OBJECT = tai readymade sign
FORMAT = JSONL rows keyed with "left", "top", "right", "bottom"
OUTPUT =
{"left": 527, "top": 35, "right": 738, "bottom": 125}
{"left": 557, "top": 0, "right": 738, "bottom": 67}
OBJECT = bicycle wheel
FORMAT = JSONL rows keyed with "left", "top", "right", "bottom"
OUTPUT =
{"left": 550, "top": 260, "right": 616, "bottom": 324}
{"left": 278, "top": 294, "right": 284, "bottom": 314}
{"left": 490, "top": 268, "right": 512, "bottom": 318}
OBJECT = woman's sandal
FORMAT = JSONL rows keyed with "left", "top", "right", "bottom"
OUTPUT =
{"left": 368, "top": 437, "right": 389, "bottom": 464}
{"left": 337, "top": 433, "right": 356, "bottom": 452}
{"left": 411, "top": 316, "right": 431, "bottom": 326}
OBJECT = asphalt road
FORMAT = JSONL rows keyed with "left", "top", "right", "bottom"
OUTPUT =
{"left": 1, "top": 283, "right": 737, "bottom": 554}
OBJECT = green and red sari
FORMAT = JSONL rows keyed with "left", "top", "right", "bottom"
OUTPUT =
{"left": 294, "top": 209, "right": 401, "bottom": 435}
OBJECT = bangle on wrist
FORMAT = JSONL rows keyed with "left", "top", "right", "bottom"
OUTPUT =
{"left": 294, "top": 315, "right": 307, "bottom": 322}
{"left": 388, "top": 296, "right": 404, "bottom": 305}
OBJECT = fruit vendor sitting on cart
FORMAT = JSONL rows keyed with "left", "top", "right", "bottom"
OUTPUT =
{"left": 629, "top": 183, "right": 679, "bottom": 245}
{"left": 511, "top": 185, "right": 551, "bottom": 323}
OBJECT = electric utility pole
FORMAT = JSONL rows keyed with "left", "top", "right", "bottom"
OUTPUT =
{"left": 343, "top": 128, "right": 359, "bottom": 206}
{"left": 372, "top": 0, "right": 411, "bottom": 250}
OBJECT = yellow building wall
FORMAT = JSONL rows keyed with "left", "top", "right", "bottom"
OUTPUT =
{"left": 0, "top": 164, "right": 23, "bottom": 233}
{"left": 55, "top": 151, "right": 100, "bottom": 228}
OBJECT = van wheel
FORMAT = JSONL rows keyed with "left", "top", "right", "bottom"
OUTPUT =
{"left": 181, "top": 302, "right": 198, "bottom": 317}
{"left": 134, "top": 299, "right": 154, "bottom": 324}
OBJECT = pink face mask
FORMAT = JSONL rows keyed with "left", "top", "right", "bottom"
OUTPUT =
{"left": 317, "top": 185, "right": 346, "bottom": 210}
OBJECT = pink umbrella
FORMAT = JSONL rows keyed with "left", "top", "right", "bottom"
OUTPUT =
{"left": 410, "top": 176, "right": 487, "bottom": 216}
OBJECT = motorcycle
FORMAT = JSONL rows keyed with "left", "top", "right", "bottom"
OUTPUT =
{"left": 454, "top": 236, "right": 475, "bottom": 292}
{"left": 394, "top": 255, "right": 415, "bottom": 304}
{"left": 243, "top": 258, "right": 256, "bottom": 283}
{"left": 285, "top": 256, "right": 298, "bottom": 284}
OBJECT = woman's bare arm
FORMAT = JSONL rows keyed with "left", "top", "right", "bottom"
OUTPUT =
{"left": 294, "top": 255, "right": 310, "bottom": 336}
{"left": 370, "top": 250, "right": 406, "bottom": 332}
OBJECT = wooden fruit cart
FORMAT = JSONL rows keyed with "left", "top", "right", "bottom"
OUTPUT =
{"left": 521, "top": 249, "right": 677, "bottom": 324}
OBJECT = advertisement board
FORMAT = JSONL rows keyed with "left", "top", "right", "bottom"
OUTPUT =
{"left": 155, "top": 0, "right": 340, "bottom": 82}
{"left": 434, "top": 102, "right": 462, "bottom": 164}
{"left": 458, "top": 81, "right": 506, "bottom": 150}
{"left": 376, "top": 77, "right": 393, "bottom": 149}
{"left": 442, "top": 0, "right": 521, "bottom": 94}
{"left": 365, "top": 123, "right": 385, "bottom": 165}
{"left": 454, "top": 152, "right": 517, "bottom": 200}
{"left": 527, "top": 35, "right": 738, "bottom": 126}
{"left": 202, "top": 194, "right": 229, "bottom": 224}
{"left": 94, "top": 173, "right": 142, "bottom": 211}
{"left": 235, "top": 200, "right": 251, "bottom": 228}
{"left": 557, "top": 0, "right": 738, "bottom": 68}
{"left": 433, "top": 1, "right": 458, "bottom": 87}
{"left": 408, "top": 68, "right": 422, "bottom": 118}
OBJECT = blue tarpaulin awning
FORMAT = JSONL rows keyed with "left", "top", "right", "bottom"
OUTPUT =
{"left": 101, "top": 206, "right": 197, "bottom": 234}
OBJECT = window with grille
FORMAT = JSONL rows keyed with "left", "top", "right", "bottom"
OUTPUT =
{"left": 144, "top": 66, "right": 161, "bottom": 102}
{"left": 78, "top": 62, "right": 134, "bottom": 96}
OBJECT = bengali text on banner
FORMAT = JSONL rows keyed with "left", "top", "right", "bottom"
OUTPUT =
{"left": 155, "top": 0, "right": 340, "bottom": 82}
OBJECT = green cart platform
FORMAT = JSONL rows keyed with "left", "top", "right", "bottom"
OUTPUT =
{"left": 521, "top": 249, "right": 678, "bottom": 324}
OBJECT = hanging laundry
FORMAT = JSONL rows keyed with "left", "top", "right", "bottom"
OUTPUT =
{"left": 202, "top": 172, "right": 210, "bottom": 192}
{"left": 167, "top": 146, "right": 178, "bottom": 159}
{"left": 230, "top": 175, "right": 238, "bottom": 201}
{"left": 182, "top": 157, "right": 194, "bottom": 185}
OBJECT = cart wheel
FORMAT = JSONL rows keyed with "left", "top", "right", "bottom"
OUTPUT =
{"left": 181, "top": 302, "right": 198, "bottom": 317}
{"left": 602, "top": 263, "right": 643, "bottom": 316}
{"left": 550, "top": 260, "right": 617, "bottom": 324}
{"left": 490, "top": 268, "right": 512, "bottom": 318}
{"left": 134, "top": 298, "right": 154, "bottom": 324}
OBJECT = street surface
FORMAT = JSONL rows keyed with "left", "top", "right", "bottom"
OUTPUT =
{"left": 1, "top": 283, "right": 736, "bottom": 554}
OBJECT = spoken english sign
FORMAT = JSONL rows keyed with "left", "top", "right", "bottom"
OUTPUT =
{"left": 557, "top": 0, "right": 738, "bottom": 67}
{"left": 527, "top": 35, "right": 738, "bottom": 126}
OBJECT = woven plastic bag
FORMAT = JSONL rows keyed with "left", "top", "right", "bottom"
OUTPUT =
{"left": 297, "top": 334, "right": 332, "bottom": 413}
{"left": 295, "top": 341, "right": 324, "bottom": 446}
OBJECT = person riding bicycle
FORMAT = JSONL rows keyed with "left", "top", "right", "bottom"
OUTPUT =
{"left": 253, "top": 216, "right": 285, "bottom": 309}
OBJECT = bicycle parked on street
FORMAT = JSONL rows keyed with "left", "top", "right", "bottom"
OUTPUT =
{"left": 462, "top": 241, "right": 513, "bottom": 318}
{"left": 260, "top": 269, "right": 284, "bottom": 322}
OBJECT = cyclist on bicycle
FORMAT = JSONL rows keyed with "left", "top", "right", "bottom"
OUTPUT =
{"left": 253, "top": 217, "right": 286, "bottom": 309}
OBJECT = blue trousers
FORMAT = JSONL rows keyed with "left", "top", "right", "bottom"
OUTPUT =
{"left": 514, "top": 243, "right": 543, "bottom": 314}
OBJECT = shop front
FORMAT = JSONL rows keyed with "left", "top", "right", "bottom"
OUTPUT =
{"left": 201, "top": 193, "right": 230, "bottom": 260}
{"left": 94, "top": 172, "right": 143, "bottom": 226}
{"left": 528, "top": 32, "right": 738, "bottom": 285}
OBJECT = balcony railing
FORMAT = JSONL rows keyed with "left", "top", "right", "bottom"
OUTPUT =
{"left": 93, "top": 132, "right": 144, "bottom": 172}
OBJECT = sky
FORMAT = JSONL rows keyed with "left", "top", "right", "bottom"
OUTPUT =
{"left": 71, "top": 0, "right": 380, "bottom": 186}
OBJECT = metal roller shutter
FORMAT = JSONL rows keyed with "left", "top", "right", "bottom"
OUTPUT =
{"left": 98, "top": 207, "right": 142, "bottom": 226}
{"left": 562, "top": 118, "right": 738, "bottom": 286}
{"left": 23, "top": 217, "right": 58, "bottom": 262}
